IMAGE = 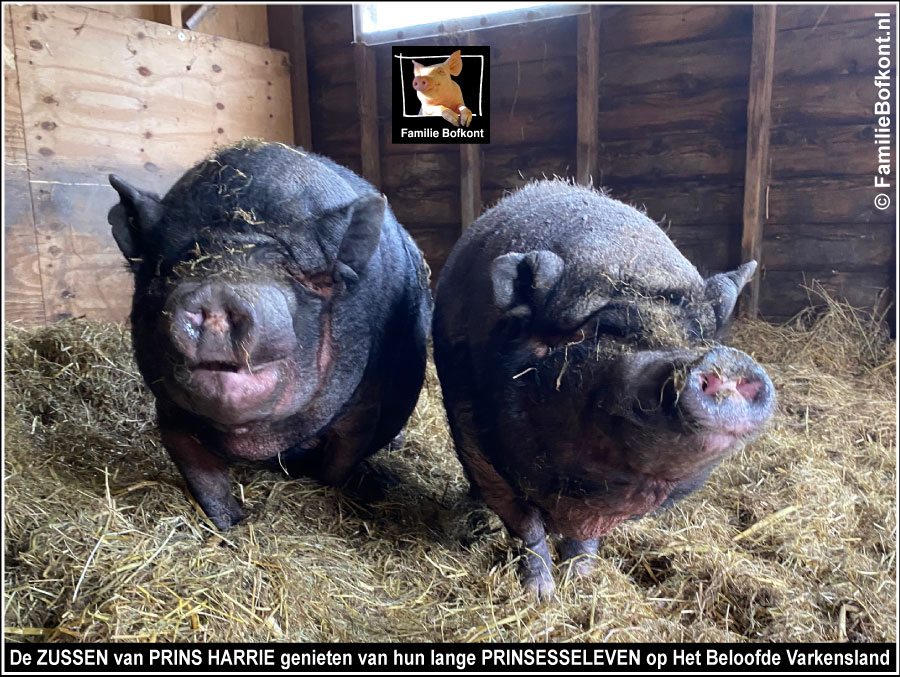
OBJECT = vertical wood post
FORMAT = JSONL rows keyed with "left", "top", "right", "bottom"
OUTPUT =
{"left": 460, "top": 144, "right": 482, "bottom": 231}
{"left": 267, "top": 5, "right": 313, "bottom": 149}
{"left": 354, "top": 42, "right": 381, "bottom": 188}
{"left": 153, "top": 5, "right": 183, "bottom": 27}
{"left": 739, "top": 5, "right": 777, "bottom": 318}
{"left": 460, "top": 34, "right": 482, "bottom": 231}
{"left": 576, "top": 6, "right": 600, "bottom": 187}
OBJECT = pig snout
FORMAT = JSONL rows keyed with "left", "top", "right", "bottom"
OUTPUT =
{"left": 412, "top": 76, "right": 431, "bottom": 92}
{"left": 678, "top": 346, "right": 775, "bottom": 438}
{"left": 167, "top": 282, "right": 296, "bottom": 368}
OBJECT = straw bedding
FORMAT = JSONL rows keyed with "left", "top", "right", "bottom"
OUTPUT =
{"left": 4, "top": 292, "right": 895, "bottom": 642}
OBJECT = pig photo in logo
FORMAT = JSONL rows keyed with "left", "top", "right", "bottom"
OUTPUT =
{"left": 392, "top": 46, "right": 490, "bottom": 145}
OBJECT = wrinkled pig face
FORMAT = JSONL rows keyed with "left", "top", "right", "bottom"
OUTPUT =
{"left": 108, "top": 153, "right": 385, "bottom": 428}
{"left": 491, "top": 252, "right": 775, "bottom": 481}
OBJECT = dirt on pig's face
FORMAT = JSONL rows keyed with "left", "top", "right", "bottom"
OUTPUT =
{"left": 132, "top": 240, "right": 328, "bottom": 428}
{"left": 111, "top": 142, "right": 388, "bottom": 429}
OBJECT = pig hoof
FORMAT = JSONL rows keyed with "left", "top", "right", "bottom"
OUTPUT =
{"left": 442, "top": 109, "right": 460, "bottom": 127}
{"left": 522, "top": 570, "right": 556, "bottom": 601}
{"left": 459, "top": 107, "right": 472, "bottom": 128}
{"left": 208, "top": 503, "right": 246, "bottom": 531}
{"left": 559, "top": 537, "right": 599, "bottom": 579}
{"left": 561, "top": 555, "right": 596, "bottom": 580}
{"left": 387, "top": 431, "right": 405, "bottom": 451}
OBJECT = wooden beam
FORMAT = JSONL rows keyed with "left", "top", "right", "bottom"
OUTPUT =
{"left": 739, "top": 5, "right": 777, "bottom": 318}
{"left": 354, "top": 42, "right": 381, "bottom": 188}
{"left": 460, "top": 143, "right": 482, "bottom": 231}
{"left": 460, "top": 34, "right": 482, "bottom": 231}
{"left": 152, "top": 4, "right": 182, "bottom": 27}
{"left": 267, "top": 5, "right": 313, "bottom": 149}
{"left": 576, "top": 6, "right": 600, "bottom": 186}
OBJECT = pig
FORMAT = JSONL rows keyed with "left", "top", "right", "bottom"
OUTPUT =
{"left": 107, "top": 140, "right": 432, "bottom": 530}
{"left": 411, "top": 50, "right": 472, "bottom": 128}
{"left": 432, "top": 180, "right": 775, "bottom": 599}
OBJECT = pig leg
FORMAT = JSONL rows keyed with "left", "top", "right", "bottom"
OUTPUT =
{"left": 160, "top": 428, "right": 245, "bottom": 530}
{"left": 450, "top": 407, "right": 555, "bottom": 600}
{"left": 458, "top": 106, "right": 472, "bottom": 128}
{"left": 559, "top": 537, "right": 599, "bottom": 579}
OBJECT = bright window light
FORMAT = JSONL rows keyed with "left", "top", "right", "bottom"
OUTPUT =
{"left": 361, "top": 2, "right": 551, "bottom": 34}
{"left": 354, "top": 3, "right": 588, "bottom": 45}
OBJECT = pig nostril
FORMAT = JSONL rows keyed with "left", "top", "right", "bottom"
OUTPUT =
{"left": 736, "top": 378, "right": 763, "bottom": 401}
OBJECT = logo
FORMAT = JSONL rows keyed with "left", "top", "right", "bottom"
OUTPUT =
{"left": 392, "top": 46, "right": 490, "bottom": 144}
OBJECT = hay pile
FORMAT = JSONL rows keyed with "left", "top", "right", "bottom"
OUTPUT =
{"left": 4, "top": 295, "right": 895, "bottom": 642}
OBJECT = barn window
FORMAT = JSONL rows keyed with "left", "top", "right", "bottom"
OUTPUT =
{"left": 353, "top": 2, "right": 588, "bottom": 45}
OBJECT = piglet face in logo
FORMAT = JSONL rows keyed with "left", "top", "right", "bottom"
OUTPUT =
{"left": 411, "top": 50, "right": 472, "bottom": 128}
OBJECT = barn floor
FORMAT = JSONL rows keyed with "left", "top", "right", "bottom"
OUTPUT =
{"left": 4, "top": 294, "right": 896, "bottom": 642}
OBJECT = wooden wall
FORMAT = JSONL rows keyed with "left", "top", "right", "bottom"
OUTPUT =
{"left": 4, "top": 4, "right": 292, "bottom": 325}
{"left": 762, "top": 5, "right": 896, "bottom": 320}
{"left": 304, "top": 4, "right": 895, "bottom": 322}
{"left": 6, "top": 4, "right": 895, "bottom": 326}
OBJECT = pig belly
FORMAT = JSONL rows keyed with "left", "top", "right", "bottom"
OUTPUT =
{"left": 540, "top": 477, "right": 676, "bottom": 540}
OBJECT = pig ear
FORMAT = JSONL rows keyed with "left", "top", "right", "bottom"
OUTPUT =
{"left": 335, "top": 193, "right": 385, "bottom": 282}
{"left": 704, "top": 260, "right": 757, "bottom": 331}
{"left": 411, "top": 60, "right": 423, "bottom": 74}
{"left": 491, "top": 250, "right": 565, "bottom": 319}
{"left": 446, "top": 50, "right": 462, "bottom": 76}
{"left": 108, "top": 174, "right": 163, "bottom": 269}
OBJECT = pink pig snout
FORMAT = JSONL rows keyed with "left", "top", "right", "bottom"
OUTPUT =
{"left": 412, "top": 76, "right": 431, "bottom": 92}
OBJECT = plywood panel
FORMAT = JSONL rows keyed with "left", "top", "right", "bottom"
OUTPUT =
{"left": 190, "top": 5, "right": 269, "bottom": 47}
{"left": 5, "top": 4, "right": 45, "bottom": 325}
{"left": 10, "top": 4, "right": 293, "bottom": 323}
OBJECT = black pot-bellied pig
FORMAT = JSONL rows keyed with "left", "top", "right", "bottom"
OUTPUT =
{"left": 108, "top": 140, "right": 431, "bottom": 529}
{"left": 432, "top": 180, "right": 775, "bottom": 598}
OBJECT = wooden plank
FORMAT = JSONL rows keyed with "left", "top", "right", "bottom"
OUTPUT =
{"left": 303, "top": 4, "right": 353, "bottom": 52}
{"left": 597, "top": 36, "right": 751, "bottom": 98}
{"left": 354, "top": 42, "right": 380, "bottom": 188}
{"left": 381, "top": 152, "right": 459, "bottom": 191}
{"left": 169, "top": 5, "right": 183, "bottom": 29}
{"left": 600, "top": 179, "right": 745, "bottom": 228}
{"left": 5, "top": 5, "right": 45, "bottom": 325}
{"left": 598, "top": 86, "right": 749, "bottom": 140}
{"left": 758, "top": 269, "right": 894, "bottom": 319}
{"left": 460, "top": 143, "right": 481, "bottom": 231}
{"left": 596, "top": 5, "right": 753, "bottom": 52}
{"left": 268, "top": 5, "right": 312, "bottom": 148}
{"left": 739, "top": 5, "right": 777, "bottom": 318}
{"left": 388, "top": 189, "right": 460, "bottom": 227}
{"left": 776, "top": 5, "right": 894, "bottom": 32}
{"left": 772, "top": 75, "right": 873, "bottom": 126}
{"left": 762, "top": 223, "right": 895, "bottom": 271}
{"left": 481, "top": 145, "right": 575, "bottom": 193}
{"left": 460, "top": 33, "right": 482, "bottom": 231}
{"left": 191, "top": 4, "right": 269, "bottom": 47}
{"left": 492, "top": 99, "right": 577, "bottom": 148}
{"left": 78, "top": 5, "right": 158, "bottom": 21}
{"left": 775, "top": 19, "right": 878, "bottom": 82}
{"left": 597, "top": 130, "right": 746, "bottom": 184}
{"left": 770, "top": 124, "right": 888, "bottom": 178}
{"left": 576, "top": 6, "right": 600, "bottom": 186}
{"left": 766, "top": 178, "right": 896, "bottom": 225}
{"left": 11, "top": 4, "right": 293, "bottom": 323}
